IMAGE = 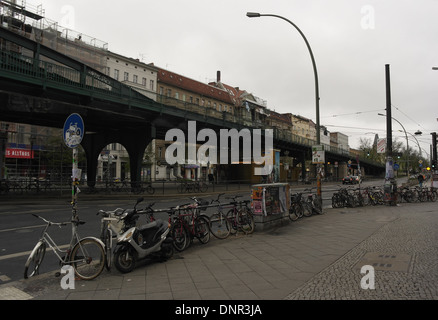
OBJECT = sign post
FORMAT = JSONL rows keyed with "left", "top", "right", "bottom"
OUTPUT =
{"left": 312, "top": 145, "right": 325, "bottom": 211}
{"left": 63, "top": 113, "right": 84, "bottom": 218}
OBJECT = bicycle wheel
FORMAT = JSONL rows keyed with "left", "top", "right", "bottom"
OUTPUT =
{"left": 302, "top": 201, "right": 313, "bottom": 217}
{"left": 100, "top": 228, "right": 112, "bottom": 271}
{"left": 146, "top": 185, "right": 155, "bottom": 195}
{"left": 209, "top": 212, "right": 231, "bottom": 239}
{"left": 419, "top": 190, "right": 427, "bottom": 202}
{"left": 24, "top": 241, "right": 46, "bottom": 279}
{"left": 195, "top": 216, "right": 210, "bottom": 244}
{"left": 374, "top": 192, "right": 384, "bottom": 205}
{"left": 226, "top": 210, "right": 238, "bottom": 235}
{"left": 171, "top": 219, "right": 189, "bottom": 252}
{"left": 362, "top": 193, "right": 370, "bottom": 206}
{"left": 70, "top": 238, "right": 105, "bottom": 280}
{"left": 430, "top": 190, "right": 437, "bottom": 202}
{"left": 289, "top": 203, "right": 300, "bottom": 221}
{"left": 238, "top": 208, "right": 255, "bottom": 234}
{"left": 199, "top": 183, "right": 208, "bottom": 193}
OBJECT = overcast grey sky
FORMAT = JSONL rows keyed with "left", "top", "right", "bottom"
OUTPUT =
{"left": 29, "top": 0, "right": 438, "bottom": 155}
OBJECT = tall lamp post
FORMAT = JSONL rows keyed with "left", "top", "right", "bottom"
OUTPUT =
{"left": 246, "top": 12, "right": 322, "bottom": 198}
{"left": 378, "top": 113, "right": 409, "bottom": 176}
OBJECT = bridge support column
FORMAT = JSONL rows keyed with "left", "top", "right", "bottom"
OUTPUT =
{"left": 81, "top": 132, "right": 110, "bottom": 189}
{"left": 81, "top": 128, "right": 152, "bottom": 189}
{"left": 121, "top": 132, "right": 152, "bottom": 188}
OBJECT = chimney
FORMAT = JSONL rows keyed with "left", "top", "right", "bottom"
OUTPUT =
{"left": 217, "top": 70, "right": 221, "bottom": 83}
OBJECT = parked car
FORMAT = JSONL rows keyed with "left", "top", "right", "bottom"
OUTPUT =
{"left": 342, "top": 176, "right": 355, "bottom": 184}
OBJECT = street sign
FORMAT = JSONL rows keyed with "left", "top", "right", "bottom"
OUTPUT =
{"left": 377, "top": 138, "right": 386, "bottom": 154}
{"left": 394, "top": 163, "right": 400, "bottom": 170}
{"left": 63, "top": 113, "right": 84, "bottom": 148}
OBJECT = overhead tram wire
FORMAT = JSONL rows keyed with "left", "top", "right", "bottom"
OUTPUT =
{"left": 321, "top": 108, "right": 385, "bottom": 119}
{"left": 391, "top": 103, "right": 429, "bottom": 132}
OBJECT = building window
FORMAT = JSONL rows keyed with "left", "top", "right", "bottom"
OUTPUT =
{"left": 166, "top": 89, "right": 172, "bottom": 97}
{"left": 114, "top": 69, "right": 119, "bottom": 80}
{"left": 124, "top": 72, "right": 129, "bottom": 81}
{"left": 175, "top": 92, "right": 179, "bottom": 99}
{"left": 133, "top": 75, "right": 138, "bottom": 83}
{"left": 159, "top": 87, "right": 164, "bottom": 95}
{"left": 150, "top": 80, "right": 154, "bottom": 90}
{"left": 196, "top": 98, "right": 200, "bottom": 105}
{"left": 142, "top": 77, "right": 147, "bottom": 86}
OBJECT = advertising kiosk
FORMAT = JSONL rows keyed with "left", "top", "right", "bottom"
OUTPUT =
{"left": 251, "top": 183, "right": 290, "bottom": 230}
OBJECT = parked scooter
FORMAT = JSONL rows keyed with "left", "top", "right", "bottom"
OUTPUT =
{"left": 113, "top": 198, "right": 174, "bottom": 273}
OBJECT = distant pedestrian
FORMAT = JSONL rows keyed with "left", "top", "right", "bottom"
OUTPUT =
{"left": 418, "top": 174, "right": 424, "bottom": 188}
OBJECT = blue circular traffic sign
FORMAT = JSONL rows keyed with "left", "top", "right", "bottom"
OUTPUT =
{"left": 63, "top": 113, "right": 84, "bottom": 148}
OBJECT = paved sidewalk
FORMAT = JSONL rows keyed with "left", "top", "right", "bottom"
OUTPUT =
{"left": 1, "top": 200, "right": 437, "bottom": 300}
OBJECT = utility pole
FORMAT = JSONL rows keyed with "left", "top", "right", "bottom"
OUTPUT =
{"left": 384, "top": 64, "right": 397, "bottom": 205}
{"left": 432, "top": 132, "right": 437, "bottom": 171}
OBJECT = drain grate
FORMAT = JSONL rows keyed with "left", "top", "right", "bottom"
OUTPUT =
{"left": 354, "top": 252, "right": 412, "bottom": 272}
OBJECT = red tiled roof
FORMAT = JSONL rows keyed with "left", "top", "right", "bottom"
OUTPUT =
{"left": 157, "top": 68, "right": 235, "bottom": 104}
{"left": 269, "top": 111, "right": 291, "bottom": 124}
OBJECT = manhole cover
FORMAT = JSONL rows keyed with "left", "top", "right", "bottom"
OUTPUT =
{"left": 354, "top": 252, "right": 412, "bottom": 272}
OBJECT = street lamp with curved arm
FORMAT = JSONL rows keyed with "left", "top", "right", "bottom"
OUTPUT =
{"left": 399, "top": 130, "right": 422, "bottom": 157}
{"left": 246, "top": 12, "right": 320, "bottom": 144}
{"left": 247, "top": 11, "right": 322, "bottom": 200}
{"left": 378, "top": 113, "right": 409, "bottom": 176}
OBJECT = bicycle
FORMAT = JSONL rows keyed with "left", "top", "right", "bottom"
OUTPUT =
{"left": 192, "top": 181, "right": 208, "bottom": 193}
{"left": 289, "top": 191, "right": 305, "bottom": 221}
{"left": 226, "top": 195, "right": 255, "bottom": 235}
{"left": 177, "top": 181, "right": 193, "bottom": 193}
{"left": 396, "top": 186, "right": 416, "bottom": 203}
{"left": 24, "top": 183, "right": 105, "bottom": 280}
{"left": 0, "top": 179, "right": 9, "bottom": 194}
{"left": 208, "top": 193, "right": 231, "bottom": 239}
{"left": 426, "top": 187, "right": 437, "bottom": 202}
{"left": 303, "top": 187, "right": 323, "bottom": 215}
{"left": 133, "top": 181, "right": 155, "bottom": 195}
{"left": 24, "top": 214, "right": 105, "bottom": 280}
{"left": 169, "top": 198, "right": 210, "bottom": 251}
{"left": 96, "top": 207, "right": 125, "bottom": 271}
{"left": 331, "top": 186, "right": 356, "bottom": 208}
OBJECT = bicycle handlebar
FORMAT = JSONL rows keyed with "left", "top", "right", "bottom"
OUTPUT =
{"left": 32, "top": 213, "right": 69, "bottom": 226}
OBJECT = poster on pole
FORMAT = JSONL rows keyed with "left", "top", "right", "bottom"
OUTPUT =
{"left": 312, "top": 145, "right": 325, "bottom": 164}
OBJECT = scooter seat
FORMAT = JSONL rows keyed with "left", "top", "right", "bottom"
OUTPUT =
{"left": 138, "top": 219, "right": 163, "bottom": 231}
